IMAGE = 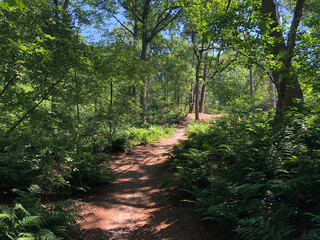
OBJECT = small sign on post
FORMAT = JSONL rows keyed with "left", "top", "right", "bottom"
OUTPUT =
{"left": 208, "top": 148, "right": 219, "bottom": 202}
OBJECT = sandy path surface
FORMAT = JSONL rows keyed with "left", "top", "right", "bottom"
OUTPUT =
{"left": 75, "top": 114, "right": 235, "bottom": 240}
{"left": 187, "top": 113, "right": 227, "bottom": 122}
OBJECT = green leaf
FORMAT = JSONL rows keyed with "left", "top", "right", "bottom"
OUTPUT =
{"left": 18, "top": 216, "right": 42, "bottom": 227}
{"left": 36, "top": 229, "right": 60, "bottom": 240}
{"left": 17, "top": 232, "right": 36, "bottom": 240}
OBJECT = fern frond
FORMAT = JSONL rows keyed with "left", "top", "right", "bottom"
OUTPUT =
{"left": 18, "top": 216, "right": 42, "bottom": 228}
{"left": 13, "top": 203, "right": 30, "bottom": 216}
{"left": 17, "top": 232, "right": 35, "bottom": 240}
{"left": 0, "top": 212, "right": 15, "bottom": 221}
{"left": 36, "top": 229, "right": 60, "bottom": 240}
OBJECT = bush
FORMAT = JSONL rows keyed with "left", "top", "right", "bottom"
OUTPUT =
{"left": 61, "top": 152, "right": 114, "bottom": 194}
{"left": 36, "top": 152, "right": 114, "bottom": 194}
{"left": 0, "top": 185, "right": 81, "bottom": 240}
{"left": 168, "top": 110, "right": 320, "bottom": 239}
{"left": 110, "top": 124, "right": 174, "bottom": 151}
{"left": 0, "top": 141, "right": 114, "bottom": 194}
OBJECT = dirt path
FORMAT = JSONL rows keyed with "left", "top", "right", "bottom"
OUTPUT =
{"left": 75, "top": 114, "right": 235, "bottom": 240}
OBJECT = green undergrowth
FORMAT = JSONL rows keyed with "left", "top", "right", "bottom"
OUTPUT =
{"left": 0, "top": 146, "right": 114, "bottom": 195}
{"left": 167, "top": 109, "right": 320, "bottom": 240}
{"left": 111, "top": 124, "right": 175, "bottom": 152}
{"left": 0, "top": 123, "right": 173, "bottom": 196}
{"left": 0, "top": 185, "right": 80, "bottom": 240}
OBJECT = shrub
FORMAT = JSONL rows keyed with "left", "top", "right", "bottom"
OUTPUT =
{"left": 110, "top": 124, "right": 174, "bottom": 151}
{"left": 0, "top": 185, "right": 81, "bottom": 240}
{"left": 168, "top": 111, "right": 320, "bottom": 239}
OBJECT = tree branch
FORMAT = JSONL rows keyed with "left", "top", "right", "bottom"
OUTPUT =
{"left": 113, "top": 15, "right": 134, "bottom": 35}
{"left": 236, "top": 50, "right": 277, "bottom": 89}
{"left": 226, "top": 0, "right": 232, "bottom": 11}
{"left": 285, "top": 0, "right": 305, "bottom": 67}
{"left": 148, "top": 7, "right": 182, "bottom": 42}
{"left": 0, "top": 74, "right": 17, "bottom": 97}
{"left": 129, "top": 7, "right": 144, "bottom": 23}
{"left": 4, "top": 79, "right": 62, "bottom": 137}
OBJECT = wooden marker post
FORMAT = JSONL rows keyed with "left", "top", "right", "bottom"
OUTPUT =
{"left": 208, "top": 148, "right": 219, "bottom": 204}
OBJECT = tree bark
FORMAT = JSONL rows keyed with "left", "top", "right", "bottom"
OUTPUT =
{"left": 140, "top": 38, "right": 148, "bottom": 123}
{"left": 109, "top": 80, "right": 113, "bottom": 135}
{"left": 195, "top": 50, "right": 203, "bottom": 120}
{"left": 139, "top": 1, "right": 151, "bottom": 123}
{"left": 261, "top": 0, "right": 304, "bottom": 124}
{"left": 189, "top": 83, "right": 195, "bottom": 113}
{"left": 250, "top": 67, "right": 253, "bottom": 97}
{"left": 199, "top": 61, "right": 208, "bottom": 113}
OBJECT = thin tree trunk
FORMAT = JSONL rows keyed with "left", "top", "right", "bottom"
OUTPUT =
{"left": 199, "top": 62, "right": 208, "bottom": 113}
{"left": 139, "top": 1, "right": 151, "bottom": 123}
{"left": 74, "top": 67, "right": 80, "bottom": 153}
{"left": 91, "top": 98, "right": 97, "bottom": 153}
{"left": 109, "top": 80, "right": 113, "bottom": 136}
{"left": 189, "top": 83, "right": 195, "bottom": 113}
{"left": 271, "top": 81, "right": 276, "bottom": 108}
{"left": 131, "top": 21, "right": 139, "bottom": 98}
{"left": 195, "top": 50, "right": 203, "bottom": 120}
{"left": 140, "top": 38, "right": 148, "bottom": 123}
{"left": 74, "top": 29, "right": 80, "bottom": 153}
{"left": 250, "top": 67, "right": 253, "bottom": 97}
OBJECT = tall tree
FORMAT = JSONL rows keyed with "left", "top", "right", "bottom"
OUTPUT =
{"left": 260, "top": 0, "right": 305, "bottom": 123}
{"left": 116, "top": 0, "right": 183, "bottom": 122}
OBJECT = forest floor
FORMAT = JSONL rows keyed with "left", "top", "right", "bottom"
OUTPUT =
{"left": 74, "top": 113, "right": 236, "bottom": 240}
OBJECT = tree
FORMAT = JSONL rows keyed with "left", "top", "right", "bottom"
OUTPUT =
{"left": 259, "top": 0, "right": 305, "bottom": 123}
{"left": 115, "top": 0, "right": 183, "bottom": 122}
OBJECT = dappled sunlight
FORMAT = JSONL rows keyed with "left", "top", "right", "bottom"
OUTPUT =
{"left": 76, "top": 122, "right": 190, "bottom": 238}
{"left": 75, "top": 118, "right": 231, "bottom": 239}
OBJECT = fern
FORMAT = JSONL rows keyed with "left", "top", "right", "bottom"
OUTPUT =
{"left": 300, "top": 213, "right": 320, "bottom": 240}
{"left": 36, "top": 229, "right": 60, "bottom": 240}
{"left": 167, "top": 111, "right": 320, "bottom": 240}
{"left": 0, "top": 187, "right": 79, "bottom": 240}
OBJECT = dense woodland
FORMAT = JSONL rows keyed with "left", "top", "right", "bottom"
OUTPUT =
{"left": 0, "top": 0, "right": 320, "bottom": 239}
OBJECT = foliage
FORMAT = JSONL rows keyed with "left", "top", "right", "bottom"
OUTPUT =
{"left": 168, "top": 108, "right": 320, "bottom": 239}
{"left": 0, "top": 186, "right": 80, "bottom": 240}
{"left": 58, "top": 153, "right": 114, "bottom": 194}
{"left": 111, "top": 124, "right": 174, "bottom": 152}
{"left": 1, "top": 0, "right": 320, "bottom": 238}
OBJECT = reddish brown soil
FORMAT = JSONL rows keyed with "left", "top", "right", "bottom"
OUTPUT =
{"left": 75, "top": 114, "right": 236, "bottom": 240}
{"left": 187, "top": 113, "right": 227, "bottom": 122}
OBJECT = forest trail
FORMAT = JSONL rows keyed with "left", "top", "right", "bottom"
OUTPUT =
{"left": 75, "top": 114, "right": 232, "bottom": 240}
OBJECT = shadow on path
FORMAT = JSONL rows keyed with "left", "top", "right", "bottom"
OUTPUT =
{"left": 75, "top": 118, "right": 237, "bottom": 240}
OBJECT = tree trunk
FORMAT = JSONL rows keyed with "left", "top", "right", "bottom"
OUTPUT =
{"left": 74, "top": 67, "right": 80, "bottom": 153}
{"left": 189, "top": 83, "right": 195, "bottom": 113}
{"left": 131, "top": 21, "right": 139, "bottom": 98}
{"left": 271, "top": 81, "right": 276, "bottom": 108}
{"left": 139, "top": 1, "right": 151, "bottom": 123}
{"left": 91, "top": 98, "right": 97, "bottom": 153}
{"left": 249, "top": 67, "right": 253, "bottom": 97}
{"left": 199, "top": 62, "right": 208, "bottom": 113}
{"left": 195, "top": 50, "right": 203, "bottom": 120}
{"left": 140, "top": 38, "right": 148, "bottom": 123}
{"left": 261, "top": 0, "right": 304, "bottom": 124}
{"left": 109, "top": 80, "right": 113, "bottom": 136}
